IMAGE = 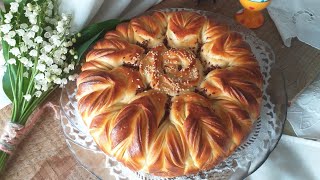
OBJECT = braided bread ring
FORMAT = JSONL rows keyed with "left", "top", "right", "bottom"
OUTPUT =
{"left": 76, "top": 10, "right": 263, "bottom": 177}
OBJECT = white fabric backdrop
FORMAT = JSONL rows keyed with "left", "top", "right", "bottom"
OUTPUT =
{"left": 267, "top": 0, "right": 320, "bottom": 49}
{"left": 247, "top": 135, "right": 320, "bottom": 180}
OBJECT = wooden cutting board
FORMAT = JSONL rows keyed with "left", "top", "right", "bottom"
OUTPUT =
{"left": 1, "top": 0, "right": 319, "bottom": 179}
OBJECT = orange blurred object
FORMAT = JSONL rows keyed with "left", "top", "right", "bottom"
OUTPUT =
{"left": 235, "top": 0, "right": 271, "bottom": 29}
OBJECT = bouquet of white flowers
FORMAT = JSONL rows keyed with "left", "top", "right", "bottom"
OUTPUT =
{"left": 0, "top": 0, "right": 120, "bottom": 172}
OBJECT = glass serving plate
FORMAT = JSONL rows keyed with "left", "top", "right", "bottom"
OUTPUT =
{"left": 60, "top": 9, "right": 287, "bottom": 180}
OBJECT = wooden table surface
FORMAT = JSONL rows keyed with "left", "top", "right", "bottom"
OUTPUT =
{"left": 1, "top": 0, "right": 319, "bottom": 179}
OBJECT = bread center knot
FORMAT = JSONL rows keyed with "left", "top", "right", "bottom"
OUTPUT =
{"left": 140, "top": 45, "right": 204, "bottom": 96}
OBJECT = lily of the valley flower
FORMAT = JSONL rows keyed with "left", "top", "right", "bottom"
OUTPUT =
{"left": 0, "top": 0, "right": 119, "bottom": 172}
{"left": 1, "top": 0, "right": 79, "bottom": 100}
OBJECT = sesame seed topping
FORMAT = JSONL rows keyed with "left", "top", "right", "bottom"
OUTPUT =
{"left": 140, "top": 47, "right": 204, "bottom": 96}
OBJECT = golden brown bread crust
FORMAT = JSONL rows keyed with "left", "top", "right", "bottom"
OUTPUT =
{"left": 104, "top": 22, "right": 131, "bottom": 41}
{"left": 83, "top": 38, "right": 144, "bottom": 70}
{"left": 77, "top": 67, "right": 146, "bottom": 126}
{"left": 201, "top": 19, "right": 230, "bottom": 44}
{"left": 200, "top": 32, "right": 253, "bottom": 69}
{"left": 76, "top": 10, "right": 263, "bottom": 177}
{"left": 167, "top": 11, "right": 206, "bottom": 52}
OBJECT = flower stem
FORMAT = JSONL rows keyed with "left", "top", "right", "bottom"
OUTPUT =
{"left": 20, "top": 86, "right": 56, "bottom": 124}
{"left": 20, "top": 7, "right": 43, "bottom": 114}
{"left": 0, "top": 151, "right": 10, "bottom": 173}
{"left": 8, "top": 64, "right": 18, "bottom": 121}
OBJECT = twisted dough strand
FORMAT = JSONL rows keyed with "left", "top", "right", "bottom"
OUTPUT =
{"left": 83, "top": 38, "right": 144, "bottom": 71}
{"left": 77, "top": 67, "right": 146, "bottom": 126}
{"left": 166, "top": 11, "right": 206, "bottom": 52}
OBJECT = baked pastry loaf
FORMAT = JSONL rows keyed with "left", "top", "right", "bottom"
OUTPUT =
{"left": 76, "top": 10, "right": 263, "bottom": 177}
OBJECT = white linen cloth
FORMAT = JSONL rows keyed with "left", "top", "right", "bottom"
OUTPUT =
{"left": 59, "top": 0, "right": 105, "bottom": 33}
{"left": 267, "top": 0, "right": 320, "bottom": 49}
{"left": 287, "top": 74, "right": 320, "bottom": 140}
{"left": 60, "top": 0, "right": 163, "bottom": 33}
{"left": 0, "top": 0, "right": 162, "bottom": 109}
{"left": 247, "top": 135, "right": 320, "bottom": 180}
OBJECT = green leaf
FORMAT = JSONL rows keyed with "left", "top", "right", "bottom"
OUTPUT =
{"left": 2, "top": 70, "right": 13, "bottom": 102}
{"left": 2, "top": 40, "right": 13, "bottom": 102}
{"left": 1, "top": 40, "right": 16, "bottom": 103}
{"left": 75, "top": 30, "right": 105, "bottom": 64}
{"left": 3, "top": 0, "right": 29, "bottom": 14}
{"left": 1, "top": 40, "right": 9, "bottom": 61}
{"left": 17, "top": 0, "right": 29, "bottom": 24}
{"left": 0, "top": 10, "right": 4, "bottom": 22}
{"left": 3, "top": 0, "right": 29, "bottom": 5}
{"left": 74, "top": 19, "right": 121, "bottom": 62}
{"left": 22, "top": 76, "right": 30, "bottom": 93}
{"left": 3, "top": 0, "right": 15, "bottom": 4}
{"left": 74, "top": 19, "right": 120, "bottom": 46}
{"left": 3, "top": 0, "right": 15, "bottom": 10}
{"left": 1, "top": 31, "right": 13, "bottom": 102}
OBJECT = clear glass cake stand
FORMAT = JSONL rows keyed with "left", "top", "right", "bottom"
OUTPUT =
{"left": 60, "top": 9, "right": 287, "bottom": 180}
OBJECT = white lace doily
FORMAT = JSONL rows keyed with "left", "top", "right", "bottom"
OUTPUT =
{"left": 60, "top": 9, "right": 285, "bottom": 180}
